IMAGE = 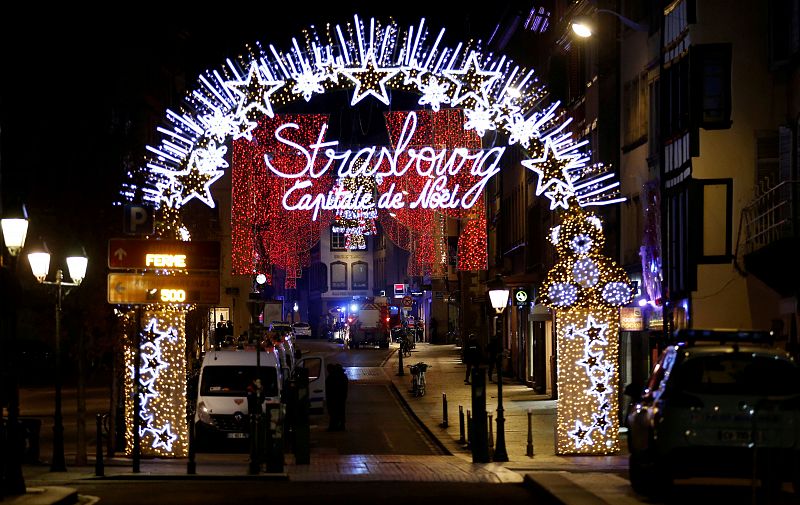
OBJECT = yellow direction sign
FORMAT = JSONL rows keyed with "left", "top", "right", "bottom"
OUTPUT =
{"left": 108, "top": 273, "right": 220, "bottom": 305}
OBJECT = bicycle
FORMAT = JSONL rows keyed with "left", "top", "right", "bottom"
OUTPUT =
{"left": 407, "top": 362, "right": 430, "bottom": 397}
{"left": 400, "top": 336, "right": 413, "bottom": 357}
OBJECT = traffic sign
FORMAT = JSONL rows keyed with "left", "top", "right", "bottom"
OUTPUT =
{"left": 513, "top": 287, "right": 531, "bottom": 307}
{"left": 108, "top": 239, "right": 220, "bottom": 270}
{"left": 402, "top": 295, "right": 413, "bottom": 307}
{"left": 123, "top": 205, "right": 154, "bottom": 235}
{"left": 107, "top": 273, "right": 220, "bottom": 305}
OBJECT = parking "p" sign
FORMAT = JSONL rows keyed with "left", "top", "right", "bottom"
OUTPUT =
{"left": 124, "top": 205, "right": 154, "bottom": 235}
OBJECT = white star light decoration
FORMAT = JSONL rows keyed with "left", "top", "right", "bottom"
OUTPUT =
{"left": 340, "top": 53, "right": 398, "bottom": 106}
{"left": 443, "top": 52, "right": 501, "bottom": 108}
{"left": 226, "top": 62, "right": 285, "bottom": 119}
{"left": 130, "top": 318, "right": 180, "bottom": 453}
{"left": 521, "top": 138, "right": 582, "bottom": 200}
{"left": 564, "top": 315, "right": 615, "bottom": 450}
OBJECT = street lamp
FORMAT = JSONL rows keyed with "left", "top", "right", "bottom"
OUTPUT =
{"left": 571, "top": 10, "right": 647, "bottom": 38}
{"left": 486, "top": 274, "right": 509, "bottom": 462}
{"left": 1, "top": 206, "right": 29, "bottom": 496}
{"left": 27, "top": 241, "right": 88, "bottom": 472}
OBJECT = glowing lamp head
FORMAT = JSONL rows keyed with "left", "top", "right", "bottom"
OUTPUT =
{"left": 293, "top": 302, "right": 299, "bottom": 312}
{"left": 486, "top": 275, "right": 510, "bottom": 314}
{"left": 571, "top": 16, "right": 594, "bottom": 37}
{"left": 66, "top": 254, "right": 88, "bottom": 285}
{"left": 28, "top": 251, "right": 51, "bottom": 283}
{"left": 638, "top": 298, "right": 648, "bottom": 307}
{"left": 1, "top": 214, "right": 29, "bottom": 257}
{"left": 350, "top": 303, "right": 358, "bottom": 312}
{"left": 255, "top": 273, "right": 267, "bottom": 285}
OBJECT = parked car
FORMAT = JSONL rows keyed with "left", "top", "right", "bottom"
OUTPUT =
{"left": 625, "top": 329, "right": 800, "bottom": 497}
{"left": 291, "top": 322, "right": 312, "bottom": 338}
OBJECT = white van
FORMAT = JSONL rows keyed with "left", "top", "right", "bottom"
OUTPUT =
{"left": 193, "top": 349, "right": 282, "bottom": 447}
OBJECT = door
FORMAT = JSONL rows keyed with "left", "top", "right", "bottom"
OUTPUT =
{"left": 297, "top": 355, "right": 326, "bottom": 413}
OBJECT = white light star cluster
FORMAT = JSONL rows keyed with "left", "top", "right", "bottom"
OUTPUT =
{"left": 124, "top": 310, "right": 188, "bottom": 457}
{"left": 118, "top": 14, "right": 621, "bottom": 218}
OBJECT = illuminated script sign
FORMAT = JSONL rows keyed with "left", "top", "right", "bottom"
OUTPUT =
{"left": 262, "top": 111, "right": 504, "bottom": 219}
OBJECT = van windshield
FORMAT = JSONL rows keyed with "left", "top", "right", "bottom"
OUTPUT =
{"left": 200, "top": 366, "right": 278, "bottom": 397}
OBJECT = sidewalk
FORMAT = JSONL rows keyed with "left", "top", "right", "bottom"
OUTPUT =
{"left": 383, "top": 343, "right": 628, "bottom": 472}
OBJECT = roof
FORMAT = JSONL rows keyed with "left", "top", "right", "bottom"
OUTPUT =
{"left": 201, "top": 350, "right": 279, "bottom": 367}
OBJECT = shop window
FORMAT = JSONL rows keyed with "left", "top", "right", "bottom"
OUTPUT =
{"left": 330, "top": 261, "right": 347, "bottom": 290}
{"left": 352, "top": 261, "right": 368, "bottom": 290}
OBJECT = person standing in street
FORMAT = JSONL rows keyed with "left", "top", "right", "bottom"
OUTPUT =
{"left": 486, "top": 334, "right": 500, "bottom": 382}
{"left": 334, "top": 364, "right": 349, "bottom": 430}
{"left": 326, "top": 363, "right": 349, "bottom": 431}
{"left": 464, "top": 334, "right": 482, "bottom": 384}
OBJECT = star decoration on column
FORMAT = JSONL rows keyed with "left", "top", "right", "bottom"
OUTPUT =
{"left": 226, "top": 62, "right": 285, "bottom": 119}
{"left": 150, "top": 423, "right": 178, "bottom": 452}
{"left": 592, "top": 413, "right": 610, "bottom": 435}
{"left": 567, "top": 421, "right": 594, "bottom": 448}
{"left": 169, "top": 152, "right": 224, "bottom": 208}
{"left": 340, "top": 53, "right": 399, "bottom": 106}
{"left": 443, "top": 52, "right": 501, "bottom": 108}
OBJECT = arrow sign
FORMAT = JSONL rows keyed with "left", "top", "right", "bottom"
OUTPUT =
{"left": 107, "top": 273, "right": 219, "bottom": 305}
{"left": 108, "top": 239, "right": 220, "bottom": 270}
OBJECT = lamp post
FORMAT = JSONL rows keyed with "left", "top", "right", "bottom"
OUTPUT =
{"left": 570, "top": 9, "right": 647, "bottom": 38}
{"left": 1, "top": 206, "right": 29, "bottom": 496}
{"left": 487, "top": 274, "right": 510, "bottom": 462}
{"left": 27, "top": 242, "right": 87, "bottom": 472}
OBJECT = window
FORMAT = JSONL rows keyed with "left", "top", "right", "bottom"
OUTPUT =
{"left": 695, "top": 178, "right": 733, "bottom": 263}
{"left": 330, "top": 230, "right": 347, "bottom": 250}
{"left": 351, "top": 261, "right": 368, "bottom": 290}
{"left": 691, "top": 44, "right": 732, "bottom": 130}
{"left": 623, "top": 72, "right": 649, "bottom": 150}
{"left": 330, "top": 261, "right": 347, "bottom": 290}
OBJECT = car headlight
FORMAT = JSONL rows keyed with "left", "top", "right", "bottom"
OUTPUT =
{"left": 196, "top": 401, "right": 214, "bottom": 425}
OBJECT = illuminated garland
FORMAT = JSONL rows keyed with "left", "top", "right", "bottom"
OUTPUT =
{"left": 124, "top": 310, "right": 188, "bottom": 457}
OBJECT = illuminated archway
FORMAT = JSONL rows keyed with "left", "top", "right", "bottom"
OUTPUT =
{"left": 120, "top": 15, "right": 631, "bottom": 457}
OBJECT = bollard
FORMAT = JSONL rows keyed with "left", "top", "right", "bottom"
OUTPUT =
{"left": 398, "top": 344, "right": 405, "bottom": 376}
{"left": 187, "top": 412, "right": 196, "bottom": 475}
{"left": 488, "top": 414, "right": 494, "bottom": 454}
{"left": 526, "top": 408, "right": 534, "bottom": 457}
{"left": 458, "top": 406, "right": 466, "bottom": 444}
{"left": 440, "top": 393, "right": 448, "bottom": 428}
{"left": 466, "top": 410, "right": 471, "bottom": 448}
{"left": 94, "top": 414, "right": 104, "bottom": 477}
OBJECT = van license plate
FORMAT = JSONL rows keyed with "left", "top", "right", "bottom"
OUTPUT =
{"left": 227, "top": 433, "right": 248, "bottom": 439}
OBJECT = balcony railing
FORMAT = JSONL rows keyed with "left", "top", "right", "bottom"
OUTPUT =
{"left": 740, "top": 180, "right": 800, "bottom": 255}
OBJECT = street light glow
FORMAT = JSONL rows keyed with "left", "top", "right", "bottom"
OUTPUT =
{"left": 1, "top": 218, "right": 29, "bottom": 257}
{"left": 28, "top": 252, "right": 51, "bottom": 282}
{"left": 571, "top": 20, "right": 593, "bottom": 38}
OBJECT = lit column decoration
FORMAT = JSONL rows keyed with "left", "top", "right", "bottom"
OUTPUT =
{"left": 539, "top": 208, "right": 633, "bottom": 455}
{"left": 124, "top": 309, "right": 188, "bottom": 457}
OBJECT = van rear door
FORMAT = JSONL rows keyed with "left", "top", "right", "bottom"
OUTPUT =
{"left": 297, "top": 355, "right": 326, "bottom": 413}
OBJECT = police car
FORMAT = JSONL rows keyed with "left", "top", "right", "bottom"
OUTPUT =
{"left": 626, "top": 329, "right": 800, "bottom": 497}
